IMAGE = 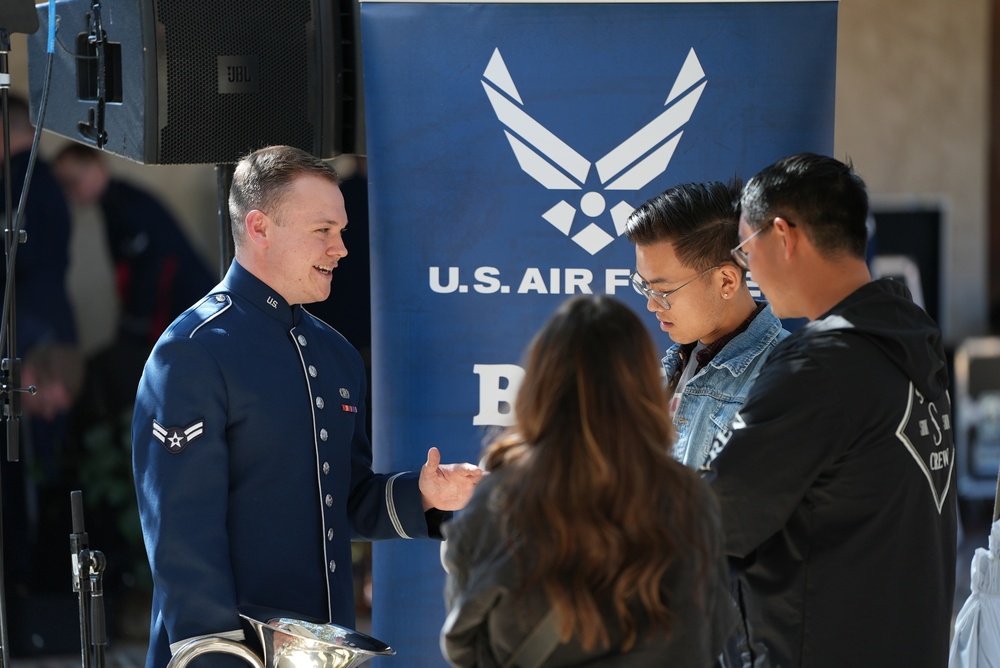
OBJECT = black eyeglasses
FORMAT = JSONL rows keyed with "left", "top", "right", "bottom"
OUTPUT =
{"left": 629, "top": 266, "right": 719, "bottom": 310}
{"left": 730, "top": 218, "right": 795, "bottom": 270}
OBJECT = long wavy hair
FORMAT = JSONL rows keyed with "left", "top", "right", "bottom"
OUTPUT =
{"left": 483, "top": 295, "right": 709, "bottom": 651}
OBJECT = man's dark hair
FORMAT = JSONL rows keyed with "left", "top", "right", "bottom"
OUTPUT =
{"left": 740, "top": 152, "right": 869, "bottom": 258}
{"left": 624, "top": 179, "right": 743, "bottom": 272}
{"left": 228, "top": 145, "right": 340, "bottom": 245}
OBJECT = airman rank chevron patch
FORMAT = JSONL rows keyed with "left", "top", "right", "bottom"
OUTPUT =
{"left": 153, "top": 419, "right": 205, "bottom": 454}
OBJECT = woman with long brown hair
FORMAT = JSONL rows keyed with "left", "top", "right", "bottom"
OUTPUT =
{"left": 441, "top": 295, "right": 735, "bottom": 666}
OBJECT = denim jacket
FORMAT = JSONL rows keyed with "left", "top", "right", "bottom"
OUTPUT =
{"left": 663, "top": 303, "right": 788, "bottom": 469}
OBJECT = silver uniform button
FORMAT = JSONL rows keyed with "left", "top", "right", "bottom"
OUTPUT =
{"left": 327, "top": 528, "right": 334, "bottom": 541}
{"left": 316, "top": 396, "right": 325, "bottom": 409}
{"left": 322, "top": 462, "right": 330, "bottom": 474}
{"left": 308, "top": 365, "right": 318, "bottom": 378}
{"left": 320, "top": 429, "right": 328, "bottom": 441}
{"left": 297, "top": 334, "right": 308, "bottom": 346}
{"left": 329, "top": 560, "right": 336, "bottom": 573}
{"left": 325, "top": 494, "right": 333, "bottom": 507}
{"left": 215, "top": 294, "right": 226, "bottom": 302}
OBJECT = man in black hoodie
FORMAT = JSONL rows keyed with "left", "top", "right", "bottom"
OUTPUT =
{"left": 707, "top": 153, "right": 957, "bottom": 668}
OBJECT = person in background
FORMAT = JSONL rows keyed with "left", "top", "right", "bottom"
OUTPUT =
{"left": 54, "top": 142, "right": 215, "bottom": 346}
{"left": 441, "top": 295, "right": 735, "bottom": 667}
{"left": 708, "top": 153, "right": 957, "bottom": 667}
{"left": 0, "top": 95, "right": 77, "bottom": 346}
{"left": 132, "top": 145, "right": 482, "bottom": 668}
{"left": 625, "top": 180, "right": 787, "bottom": 470}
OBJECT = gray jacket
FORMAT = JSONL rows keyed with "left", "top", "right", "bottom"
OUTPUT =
{"left": 440, "top": 466, "right": 736, "bottom": 667}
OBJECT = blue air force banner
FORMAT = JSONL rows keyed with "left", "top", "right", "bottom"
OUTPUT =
{"left": 360, "top": 1, "right": 837, "bottom": 663}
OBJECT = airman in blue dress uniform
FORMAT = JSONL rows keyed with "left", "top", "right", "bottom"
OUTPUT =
{"left": 132, "top": 146, "right": 481, "bottom": 668}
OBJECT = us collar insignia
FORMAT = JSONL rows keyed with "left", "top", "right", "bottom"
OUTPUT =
{"left": 153, "top": 419, "right": 205, "bottom": 454}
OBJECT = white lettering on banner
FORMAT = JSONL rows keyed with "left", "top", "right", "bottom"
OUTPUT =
{"left": 517, "top": 268, "right": 593, "bottom": 294}
{"left": 473, "top": 364, "right": 525, "bottom": 426}
{"left": 428, "top": 267, "right": 631, "bottom": 296}
{"left": 517, "top": 267, "right": 594, "bottom": 295}
{"left": 429, "top": 266, "right": 461, "bottom": 293}
{"left": 517, "top": 269, "right": 548, "bottom": 294}
{"left": 565, "top": 269, "right": 591, "bottom": 294}
{"left": 474, "top": 267, "right": 504, "bottom": 294}
{"left": 605, "top": 268, "right": 631, "bottom": 294}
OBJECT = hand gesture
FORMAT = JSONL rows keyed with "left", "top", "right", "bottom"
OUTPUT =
{"left": 419, "top": 446, "right": 483, "bottom": 511}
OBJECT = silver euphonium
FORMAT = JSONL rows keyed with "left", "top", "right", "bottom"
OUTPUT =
{"left": 166, "top": 612, "right": 395, "bottom": 668}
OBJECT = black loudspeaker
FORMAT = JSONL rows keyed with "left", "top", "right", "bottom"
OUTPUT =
{"left": 26, "top": 0, "right": 360, "bottom": 165}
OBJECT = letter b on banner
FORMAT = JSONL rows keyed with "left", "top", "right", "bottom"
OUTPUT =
{"left": 473, "top": 364, "right": 524, "bottom": 426}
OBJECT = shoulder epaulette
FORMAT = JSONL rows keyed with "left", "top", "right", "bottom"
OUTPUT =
{"left": 185, "top": 293, "right": 233, "bottom": 338}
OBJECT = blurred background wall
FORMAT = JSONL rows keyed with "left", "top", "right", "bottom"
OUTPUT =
{"left": 835, "top": 0, "right": 990, "bottom": 343}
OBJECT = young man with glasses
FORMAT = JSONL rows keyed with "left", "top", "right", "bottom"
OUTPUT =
{"left": 707, "top": 153, "right": 957, "bottom": 668}
{"left": 625, "top": 180, "right": 788, "bottom": 471}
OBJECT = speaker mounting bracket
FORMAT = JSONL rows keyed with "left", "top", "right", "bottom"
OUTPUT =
{"left": 76, "top": 2, "right": 108, "bottom": 148}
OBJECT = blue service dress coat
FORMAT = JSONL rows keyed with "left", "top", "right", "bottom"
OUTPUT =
{"left": 133, "top": 261, "right": 442, "bottom": 668}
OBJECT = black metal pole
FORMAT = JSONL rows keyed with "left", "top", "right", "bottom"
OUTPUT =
{"left": 0, "top": 35, "right": 18, "bottom": 466}
{"left": 71, "top": 491, "right": 92, "bottom": 668}
{"left": 88, "top": 550, "right": 107, "bottom": 668}
{"left": 0, "top": 33, "right": 14, "bottom": 668}
{"left": 216, "top": 164, "right": 235, "bottom": 279}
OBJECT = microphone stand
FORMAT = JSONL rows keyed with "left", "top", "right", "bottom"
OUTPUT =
{"left": 70, "top": 491, "right": 107, "bottom": 668}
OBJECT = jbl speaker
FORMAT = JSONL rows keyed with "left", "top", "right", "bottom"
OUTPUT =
{"left": 26, "top": 0, "right": 361, "bottom": 165}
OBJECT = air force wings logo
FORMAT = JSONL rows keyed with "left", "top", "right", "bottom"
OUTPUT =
{"left": 153, "top": 419, "right": 205, "bottom": 454}
{"left": 482, "top": 47, "right": 706, "bottom": 255}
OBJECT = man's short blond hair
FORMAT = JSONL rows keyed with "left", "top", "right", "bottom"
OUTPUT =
{"left": 228, "top": 145, "right": 340, "bottom": 247}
